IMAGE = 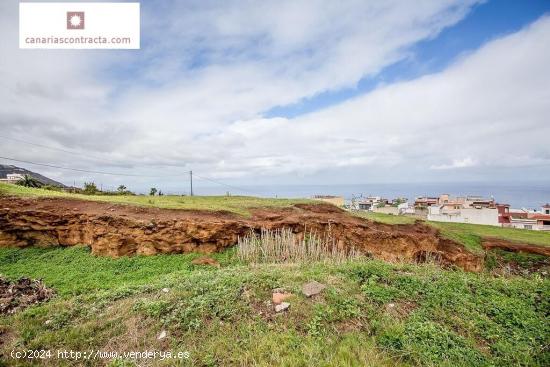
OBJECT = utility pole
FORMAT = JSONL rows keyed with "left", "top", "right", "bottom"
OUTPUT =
{"left": 190, "top": 170, "right": 193, "bottom": 196}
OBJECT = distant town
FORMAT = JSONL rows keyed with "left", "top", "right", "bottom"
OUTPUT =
{"left": 313, "top": 194, "right": 550, "bottom": 231}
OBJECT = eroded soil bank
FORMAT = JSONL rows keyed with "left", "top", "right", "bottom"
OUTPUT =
{"left": 0, "top": 196, "right": 487, "bottom": 271}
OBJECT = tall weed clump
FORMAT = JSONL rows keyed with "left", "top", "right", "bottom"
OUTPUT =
{"left": 237, "top": 228, "right": 361, "bottom": 264}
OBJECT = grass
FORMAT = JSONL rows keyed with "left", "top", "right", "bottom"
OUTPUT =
{"left": 354, "top": 211, "right": 418, "bottom": 225}
{"left": 236, "top": 228, "right": 362, "bottom": 264}
{"left": 0, "top": 182, "right": 312, "bottom": 216}
{"left": 1, "top": 246, "right": 549, "bottom": 366}
{"left": 359, "top": 211, "right": 550, "bottom": 253}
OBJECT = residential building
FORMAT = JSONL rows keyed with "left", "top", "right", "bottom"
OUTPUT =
{"left": 0, "top": 173, "right": 24, "bottom": 184}
{"left": 356, "top": 196, "right": 387, "bottom": 211}
{"left": 427, "top": 205, "right": 500, "bottom": 226}
{"left": 507, "top": 205, "right": 550, "bottom": 231}
{"left": 414, "top": 196, "right": 438, "bottom": 208}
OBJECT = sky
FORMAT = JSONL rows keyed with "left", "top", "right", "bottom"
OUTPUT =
{"left": 1, "top": 0, "right": 550, "bottom": 194}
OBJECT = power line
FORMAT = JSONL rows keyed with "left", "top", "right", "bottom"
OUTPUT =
{"left": 193, "top": 173, "right": 263, "bottom": 196}
{"left": 0, "top": 134, "right": 112, "bottom": 162}
{"left": 0, "top": 156, "right": 164, "bottom": 177}
{"left": 0, "top": 155, "right": 267, "bottom": 196}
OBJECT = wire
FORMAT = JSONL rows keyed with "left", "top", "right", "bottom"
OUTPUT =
{"left": 193, "top": 173, "right": 264, "bottom": 196}
{"left": 0, "top": 156, "right": 166, "bottom": 177}
{"left": 0, "top": 135, "right": 112, "bottom": 162}
{"left": 0, "top": 155, "right": 267, "bottom": 196}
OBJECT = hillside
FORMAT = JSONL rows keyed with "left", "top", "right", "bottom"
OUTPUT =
{"left": 1, "top": 247, "right": 548, "bottom": 366}
{"left": 0, "top": 164, "right": 65, "bottom": 187}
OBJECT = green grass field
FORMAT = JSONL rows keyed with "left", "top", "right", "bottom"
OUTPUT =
{"left": 0, "top": 246, "right": 548, "bottom": 366}
{"left": 0, "top": 182, "right": 312, "bottom": 216}
{"left": 358, "top": 212, "right": 550, "bottom": 253}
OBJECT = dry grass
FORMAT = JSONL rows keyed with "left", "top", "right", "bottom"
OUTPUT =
{"left": 237, "top": 228, "right": 362, "bottom": 264}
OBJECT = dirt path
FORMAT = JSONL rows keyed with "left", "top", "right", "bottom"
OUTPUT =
{"left": 0, "top": 196, "right": 491, "bottom": 271}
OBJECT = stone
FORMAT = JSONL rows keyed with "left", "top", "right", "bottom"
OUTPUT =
{"left": 157, "top": 330, "right": 167, "bottom": 340}
{"left": 161, "top": 288, "right": 169, "bottom": 293}
{"left": 275, "top": 302, "right": 290, "bottom": 312}
{"left": 272, "top": 292, "right": 292, "bottom": 304}
{"left": 302, "top": 281, "right": 326, "bottom": 297}
{"left": 44, "top": 319, "right": 52, "bottom": 325}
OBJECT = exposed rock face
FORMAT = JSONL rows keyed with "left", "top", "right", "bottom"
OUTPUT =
{"left": 0, "top": 196, "right": 484, "bottom": 271}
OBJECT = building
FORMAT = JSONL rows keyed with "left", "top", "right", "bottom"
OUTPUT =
{"left": 496, "top": 203, "right": 511, "bottom": 224}
{"left": 414, "top": 196, "right": 439, "bottom": 208}
{"left": 312, "top": 195, "right": 344, "bottom": 207}
{"left": 507, "top": 205, "right": 550, "bottom": 231}
{"left": 356, "top": 196, "right": 387, "bottom": 211}
{"left": 427, "top": 205, "right": 500, "bottom": 226}
{"left": 0, "top": 173, "right": 24, "bottom": 184}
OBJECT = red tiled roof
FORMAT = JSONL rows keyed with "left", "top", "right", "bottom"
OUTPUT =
{"left": 528, "top": 214, "right": 550, "bottom": 220}
{"left": 509, "top": 212, "right": 528, "bottom": 219}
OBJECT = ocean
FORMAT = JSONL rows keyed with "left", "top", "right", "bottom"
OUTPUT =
{"left": 191, "top": 182, "right": 550, "bottom": 210}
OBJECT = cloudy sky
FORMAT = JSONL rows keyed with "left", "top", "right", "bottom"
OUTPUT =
{"left": 1, "top": 0, "right": 550, "bottom": 193}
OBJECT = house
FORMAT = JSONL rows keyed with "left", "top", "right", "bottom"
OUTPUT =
{"left": 496, "top": 203, "right": 511, "bottom": 224}
{"left": 0, "top": 173, "right": 24, "bottom": 184}
{"left": 312, "top": 195, "right": 344, "bottom": 207}
{"left": 427, "top": 205, "right": 500, "bottom": 226}
{"left": 507, "top": 205, "right": 550, "bottom": 231}
{"left": 414, "top": 196, "right": 439, "bottom": 208}
{"left": 356, "top": 196, "right": 386, "bottom": 211}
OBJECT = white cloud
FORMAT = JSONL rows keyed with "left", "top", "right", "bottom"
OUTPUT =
{"left": 2, "top": 1, "right": 549, "bottom": 190}
{"left": 431, "top": 157, "right": 477, "bottom": 170}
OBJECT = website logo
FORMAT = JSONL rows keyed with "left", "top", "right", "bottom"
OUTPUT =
{"left": 20, "top": 3, "right": 140, "bottom": 49}
{"left": 67, "top": 11, "right": 85, "bottom": 30}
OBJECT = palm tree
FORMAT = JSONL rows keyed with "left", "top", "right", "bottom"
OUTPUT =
{"left": 16, "top": 174, "right": 43, "bottom": 188}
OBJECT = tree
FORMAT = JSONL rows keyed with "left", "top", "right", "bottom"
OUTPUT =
{"left": 158, "top": 190, "right": 163, "bottom": 196}
{"left": 16, "top": 174, "right": 43, "bottom": 188}
{"left": 117, "top": 185, "right": 127, "bottom": 193}
{"left": 149, "top": 187, "right": 157, "bottom": 196}
{"left": 83, "top": 182, "right": 99, "bottom": 195}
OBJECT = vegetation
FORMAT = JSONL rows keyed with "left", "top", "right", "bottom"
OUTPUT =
{"left": 83, "top": 181, "right": 99, "bottom": 195}
{"left": 0, "top": 246, "right": 548, "bottom": 366}
{"left": 237, "top": 228, "right": 362, "bottom": 264}
{"left": 358, "top": 211, "right": 550, "bottom": 252}
{"left": 0, "top": 182, "right": 312, "bottom": 216}
{"left": 149, "top": 187, "right": 157, "bottom": 196}
{"left": 15, "top": 174, "right": 43, "bottom": 188}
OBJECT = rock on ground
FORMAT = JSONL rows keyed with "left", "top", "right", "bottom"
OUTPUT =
{"left": 272, "top": 292, "right": 292, "bottom": 304}
{"left": 302, "top": 281, "right": 326, "bottom": 297}
{"left": 275, "top": 302, "right": 290, "bottom": 312}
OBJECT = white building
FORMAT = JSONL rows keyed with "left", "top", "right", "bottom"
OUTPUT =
{"left": 427, "top": 205, "right": 500, "bottom": 226}
{"left": 0, "top": 173, "right": 24, "bottom": 184}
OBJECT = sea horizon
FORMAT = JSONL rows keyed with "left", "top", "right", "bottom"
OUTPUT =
{"left": 185, "top": 181, "right": 550, "bottom": 210}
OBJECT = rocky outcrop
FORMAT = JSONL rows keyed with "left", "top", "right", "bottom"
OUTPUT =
{"left": 0, "top": 196, "right": 483, "bottom": 271}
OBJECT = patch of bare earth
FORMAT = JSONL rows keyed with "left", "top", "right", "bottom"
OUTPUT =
{"left": 0, "top": 196, "right": 487, "bottom": 271}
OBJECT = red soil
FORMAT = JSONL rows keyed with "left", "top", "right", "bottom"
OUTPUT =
{"left": 0, "top": 196, "right": 490, "bottom": 271}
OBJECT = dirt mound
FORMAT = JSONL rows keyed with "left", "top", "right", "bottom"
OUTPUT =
{"left": 0, "top": 277, "right": 54, "bottom": 314}
{"left": 0, "top": 196, "right": 483, "bottom": 271}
